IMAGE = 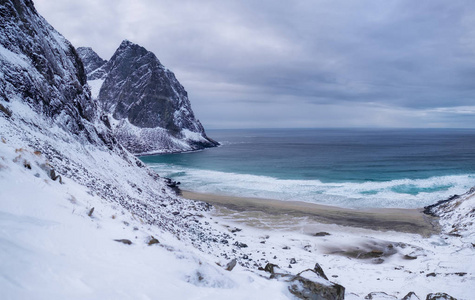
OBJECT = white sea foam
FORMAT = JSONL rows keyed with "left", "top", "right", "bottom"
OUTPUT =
{"left": 150, "top": 163, "right": 475, "bottom": 208}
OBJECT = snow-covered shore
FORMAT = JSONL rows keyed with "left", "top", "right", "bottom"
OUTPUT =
{"left": 1, "top": 122, "right": 473, "bottom": 299}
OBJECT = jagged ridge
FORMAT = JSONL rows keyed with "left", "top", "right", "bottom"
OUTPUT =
{"left": 79, "top": 41, "right": 218, "bottom": 155}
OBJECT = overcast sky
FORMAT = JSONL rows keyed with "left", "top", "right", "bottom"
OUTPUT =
{"left": 35, "top": 0, "right": 475, "bottom": 129}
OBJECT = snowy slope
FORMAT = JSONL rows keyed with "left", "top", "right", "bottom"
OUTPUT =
{"left": 0, "top": 138, "right": 294, "bottom": 300}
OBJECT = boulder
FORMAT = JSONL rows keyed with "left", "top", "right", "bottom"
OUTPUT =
{"left": 148, "top": 236, "right": 159, "bottom": 246}
{"left": 288, "top": 269, "right": 345, "bottom": 300}
{"left": 225, "top": 259, "right": 237, "bottom": 271}
{"left": 426, "top": 293, "right": 457, "bottom": 300}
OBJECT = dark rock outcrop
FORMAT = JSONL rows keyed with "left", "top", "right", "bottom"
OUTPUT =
{"left": 80, "top": 40, "right": 218, "bottom": 154}
{"left": 426, "top": 293, "right": 457, "bottom": 300}
{"left": 288, "top": 269, "right": 345, "bottom": 300}
{"left": 402, "top": 292, "right": 421, "bottom": 300}
{"left": 0, "top": 0, "right": 115, "bottom": 148}
{"left": 76, "top": 47, "right": 107, "bottom": 79}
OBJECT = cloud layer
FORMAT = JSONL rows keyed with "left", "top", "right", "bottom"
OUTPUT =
{"left": 35, "top": 0, "right": 475, "bottom": 128}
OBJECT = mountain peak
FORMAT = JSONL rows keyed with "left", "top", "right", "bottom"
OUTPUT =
{"left": 120, "top": 39, "right": 135, "bottom": 47}
{"left": 77, "top": 47, "right": 107, "bottom": 76}
{"left": 85, "top": 41, "right": 218, "bottom": 154}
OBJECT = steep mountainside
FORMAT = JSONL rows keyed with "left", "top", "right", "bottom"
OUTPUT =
{"left": 0, "top": 0, "right": 227, "bottom": 250}
{"left": 81, "top": 41, "right": 218, "bottom": 155}
{"left": 0, "top": 0, "right": 109, "bottom": 147}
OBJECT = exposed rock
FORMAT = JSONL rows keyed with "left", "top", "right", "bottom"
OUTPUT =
{"left": 313, "top": 263, "right": 329, "bottom": 280}
{"left": 0, "top": 0, "right": 115, "bottom": 147}
{"left": 365, "top": 292, "right": 397, "bottom": 299}
{"left": 233, "top": 241, "right": 248, "bottom": 248}
{"left": 114, "top": 239, "right": 132, "bottom": 245}
{"left": 81, "top": 41, "right": 219, "bottom": 154}
{"left": 264, "top": 263, "right": 279, "bottom": 274}
{"left": 148, "top": 236, "right": 159, "bottom": 246}
{"left": 401, "top": 292, "right": 421, "bottom": 300}
{"left": 314, "top": 232, "right": 331, "bottom": 237}
{"left": 426, "top": 293, "right": 457, "bottom": 300}
{"left": 76, "top": 47, "right": 107, "bottom": 78}
{"left": 372, "top": 258, "right": 385, "bottom": 264}
{"left": 88, "top": 207, "right": 94, "bottom": 217}
{"left": 225, "top": 259, "right": 237, "bottom": 271}
{"left": 290, "top": 258, "right": 297, "bottom": 264}
{"left": 288, "top": 269, "right": 345, "bottom": 300}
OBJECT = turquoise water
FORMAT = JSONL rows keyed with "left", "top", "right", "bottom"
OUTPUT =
{"left": 140, "top": 128, "right": 475, "bottom": 208}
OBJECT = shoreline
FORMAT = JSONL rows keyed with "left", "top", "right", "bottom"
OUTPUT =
{"left": 182, "top": 190, "right": 439, "bottom": 236}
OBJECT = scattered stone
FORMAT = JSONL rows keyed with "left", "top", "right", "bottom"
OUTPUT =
{"left": 404, "top": 254, "right": 418, "bottom": 260}
{"left": 88, "top": 207, "right": 94, "bottom": 217}
{"left": 123, "top": 221, "right": 129, "bottom": 226}
{"left": 260, "top": 241, "right": 266, "bottom": 244}
{"left": 332, "top": 275, "right": 338, "bottom": 278}
{"left": 264, "top": 263, "right": 279, "bottom": 274}
{"left": 225, "top": 259, "right": 237, "bottom": 271}
{"left": 0, "top": 103, "right": 12, "bottom": 118}
{"left": 148, "top": 236, "right": 159, "bottom": 246}
{"left": 243, "top": 254, "right": 248, "bottom": 259}
{"left": 314, "top": 232, "right": 331, "bottom": 237}
{"left": 290, "top": 258, "right": 297, "bottom": 264}
{"left": 114, "top": 239, "right": 132, "bottom": 245}
{"left": 401, "top": 291, "right": 420, "bottom": 300}
{"left": 313, "top": 263, "right": 328, "bottom": 280}
{"left": 23, "top": 160, "right": 31, "bottom": 169}
{"left": 172, "top": 211, "right": 180, "bottom": 216}
{"left": 426, "top": 272, "right": 437, "bottom": 277}
{"left": 229, "top": 227, "right": 242, "bottom": 233}
{"left": 453, "top": 272, "right": 467, "bottom": 277}
{"left": 372, "top": 258, "right": 385, "bottom": 264}
{"left": 282, "top": 246, "right": 291, "bottom": 250}
{"left": 365, "top": 292, "right": 397, "bottom": 299}
{"left": 233, "top": 241, "right": 248, "bottom": 248}
{"left": 426, "top": 292, "right": 457, "bottom": 300}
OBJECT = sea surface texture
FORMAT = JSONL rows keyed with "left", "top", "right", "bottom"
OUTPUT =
{"left": 141, "top": 129, "right": 475, "bottom": 208}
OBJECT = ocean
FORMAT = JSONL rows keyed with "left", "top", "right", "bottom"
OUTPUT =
{"left": 140, "top": 128, "right": 475, "bottom": 209}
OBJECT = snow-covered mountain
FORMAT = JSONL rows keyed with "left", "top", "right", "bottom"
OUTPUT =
{"left": 76, "top": 46, "right": 107, "bottom": 78}
{"left": 77, "top": 41, "right": 218, "bottom": 155}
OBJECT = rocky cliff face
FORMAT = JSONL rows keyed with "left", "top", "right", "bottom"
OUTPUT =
{"left": 81, "top": 41, "right": 218, "bottom": 154}
{"left": 0, "top": 0, "right": 116, "bottom": 149}
{"left": 76, "top": 46, "right": 107, "bottom": 79}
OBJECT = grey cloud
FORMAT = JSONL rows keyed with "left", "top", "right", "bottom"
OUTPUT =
{"left": 35, "top": 0, "right": 475, "bottom": 128}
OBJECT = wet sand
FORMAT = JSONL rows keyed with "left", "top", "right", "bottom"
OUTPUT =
{"left": 182, "top": 190, "right": 439, "bottom": 236}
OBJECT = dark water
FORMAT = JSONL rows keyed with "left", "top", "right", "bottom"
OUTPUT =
{"left": 141, "top": 128, "right": 475, "bottom": 208}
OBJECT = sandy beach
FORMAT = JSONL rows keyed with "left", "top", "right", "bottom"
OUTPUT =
{"left": 182, "top": 190, "right": 439, "bottom": 237}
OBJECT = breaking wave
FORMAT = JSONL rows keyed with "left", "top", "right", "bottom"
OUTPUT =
{"left": 149, "top": 163, "right": 474, "bottom": 209}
